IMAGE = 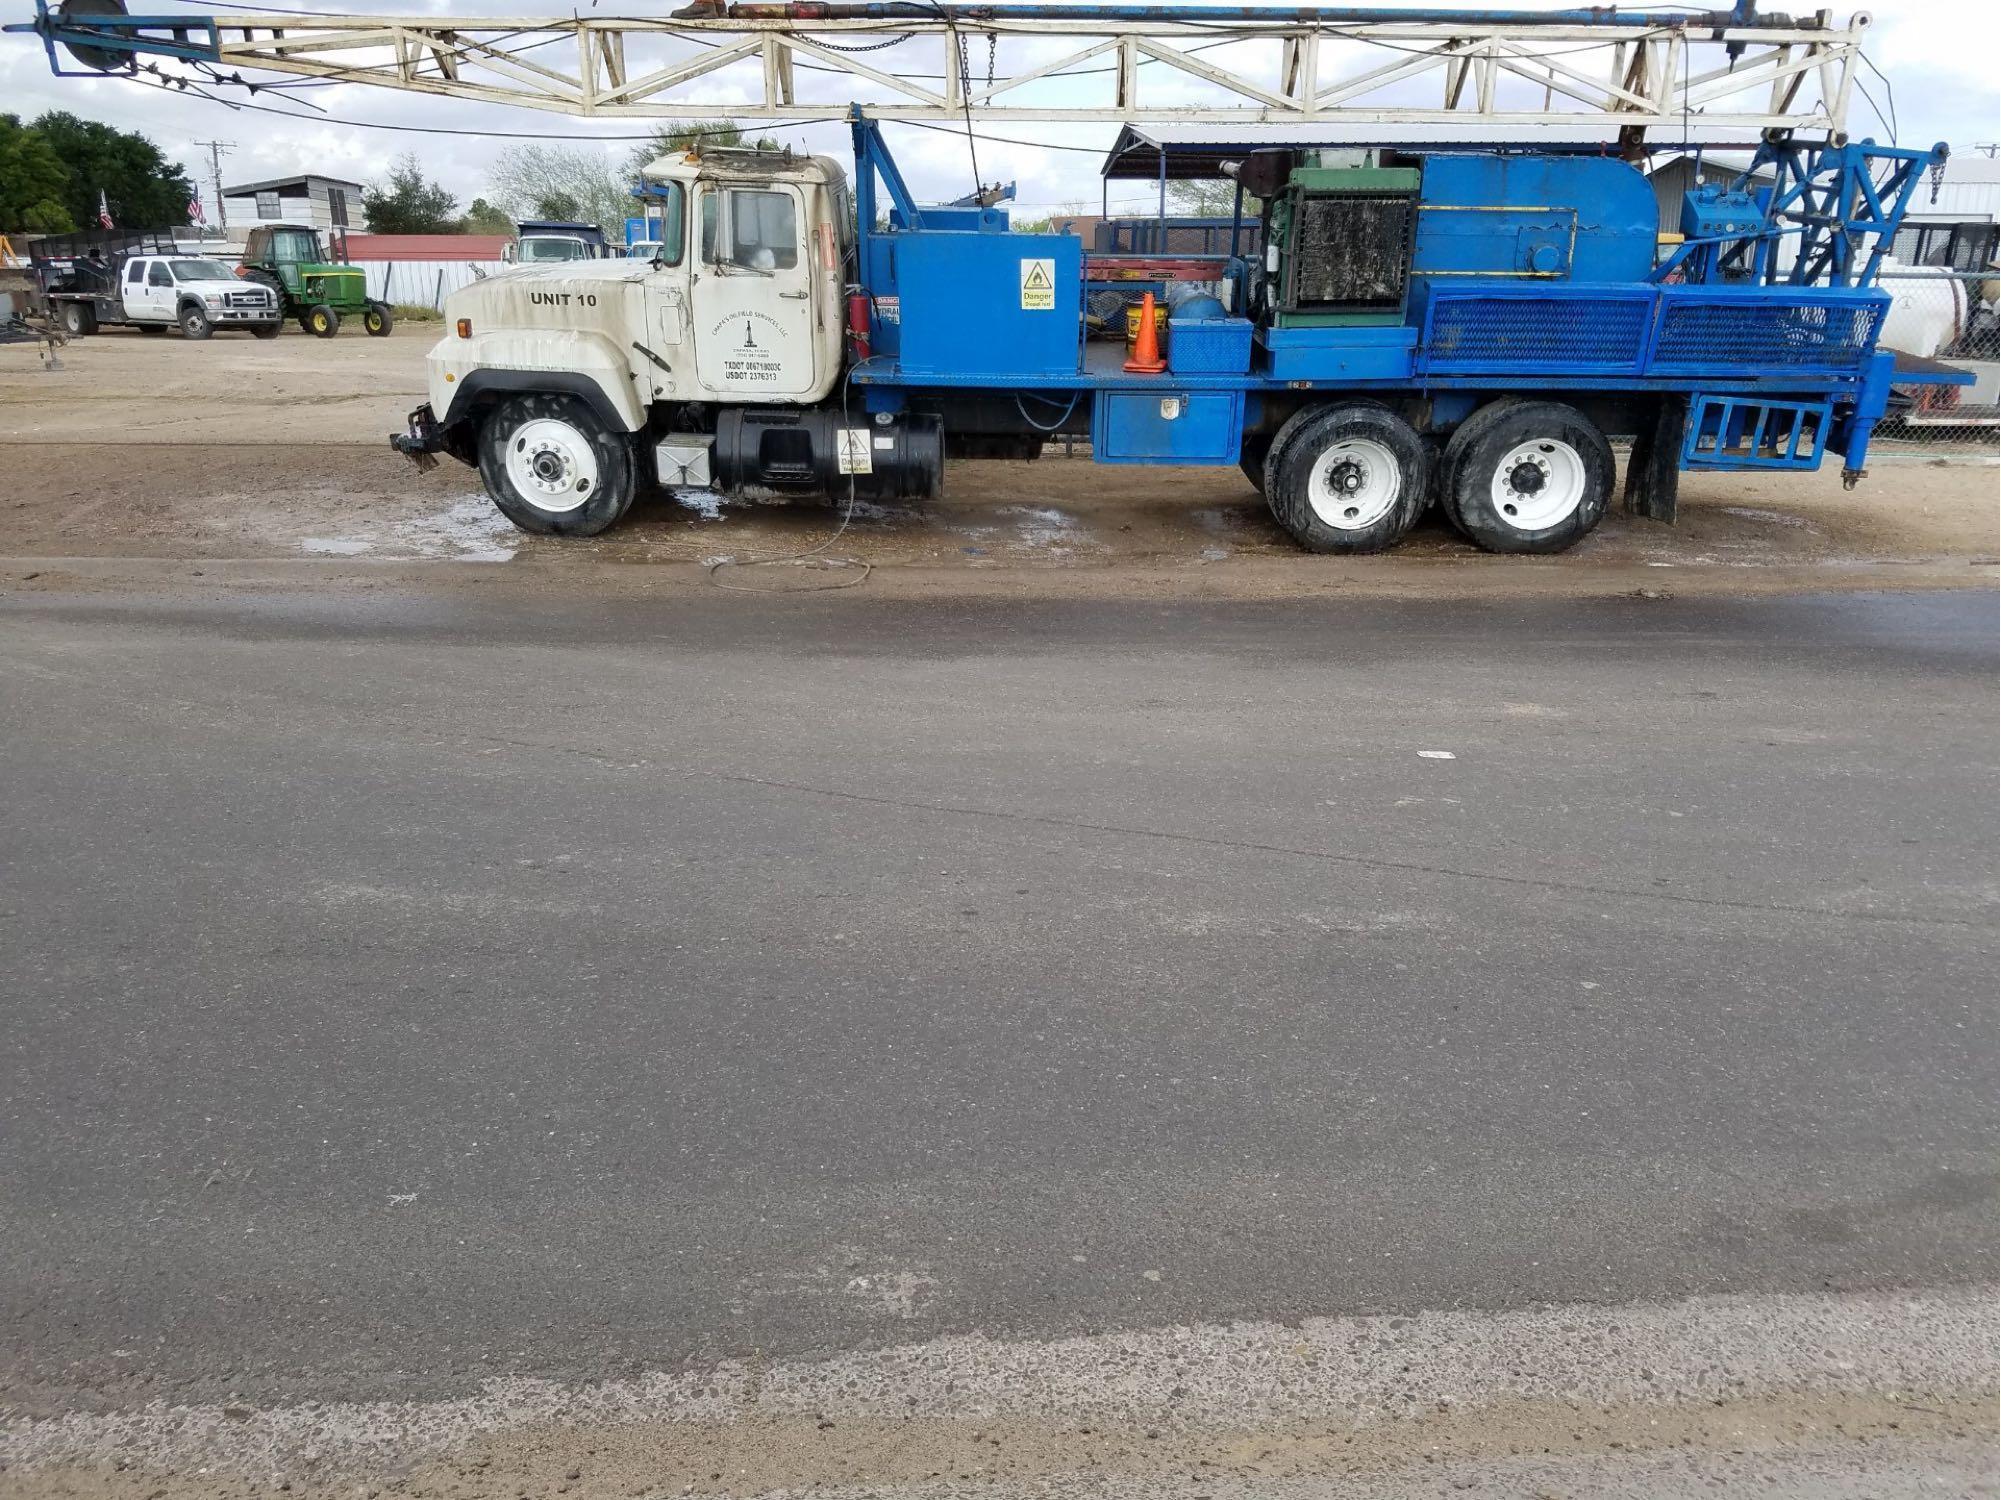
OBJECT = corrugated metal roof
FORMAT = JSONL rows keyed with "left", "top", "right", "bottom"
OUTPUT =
{"left": 343, "top": 234, "right": 513, "bottom": 262}
{"left": 1906, "top": 152, "right": 2000, "bottom": 223}
{"left": 220, "top": 173, "right": 368, "bottom": 196}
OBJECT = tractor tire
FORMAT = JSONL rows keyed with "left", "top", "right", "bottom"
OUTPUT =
{"left": 1441, "top": 400, "right": 1613, "bottom": 555}
{"left": 305, "top": 304, "right": 341, "bottom": 338}
{"left": 477, "top": 392, "right": 636, "bottom": 538}
{"left": 59, "top": 301, "right": 96, "bottom": 337}
{"left": 363, "top": 302, "right": 395, "bottom": 338}
{"left": 1265, "top": 403, "right": 1429, "bottom": 555}
{"left": 179, "top": 303, "right": 213, "bottom": 341}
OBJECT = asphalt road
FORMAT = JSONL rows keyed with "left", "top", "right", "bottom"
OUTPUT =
{"left": 1, "top": 584, "right": 1994, "bottom": 1411}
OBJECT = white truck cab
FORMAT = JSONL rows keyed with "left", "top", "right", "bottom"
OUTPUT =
{"left": 398, "top": 147, "right": 889, "bottom": 537}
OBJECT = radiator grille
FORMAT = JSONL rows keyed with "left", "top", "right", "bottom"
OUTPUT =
{"left": 1651, "top": 297, "right": 1883, "bottom": 372}
{"left": 1289, "top": 195, "right": 1413, "bottom": 310}
{"left": 1426, "top": 293, "right": 1650, "bottom": 371}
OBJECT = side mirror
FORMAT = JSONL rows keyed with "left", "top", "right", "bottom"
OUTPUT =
{"left": 501, "top": 244, "right": 516, "bottom": 264}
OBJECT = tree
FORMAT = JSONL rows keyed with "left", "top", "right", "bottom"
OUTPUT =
{"left": 361, "top": 153, "right": 460, "bottom": 234}
{"left": 624, "top": 120, "right": 779, "bottom": 175}
{"left": 462, "top": 197, "right": 513, "bottom": 235}
{"left": 1167, "top": 178, "right": 1258, "bottom": 218}
{"left": 31, "top": 111, "right": 195, "bottom": 231}
{"left": 0, "top": 115, "right": 74, "bottom": 233}
{"left": 487, "top": 144, "right": 630, "bottom": 230}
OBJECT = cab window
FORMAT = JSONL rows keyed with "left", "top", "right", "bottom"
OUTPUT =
{"left": 271, "top": 229, "right": 318, "bottom": 264}
{"left": 146, "top": 263, "right": 172, "bottom": 287}
{"left": 702, "top": 187, "right": 796, "bottom": 271}
{"left": 729, "top": 190, "right": 796, "bottom": 270}
{"left": 126, "top": 260, "right": 146, "bottom": 285}
{"left": 641, "top": 182, "right": 686, "bottom": 266}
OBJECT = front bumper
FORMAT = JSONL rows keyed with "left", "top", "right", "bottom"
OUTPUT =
{"left": 389, "top": 403, "right": 445, "bottom": 470}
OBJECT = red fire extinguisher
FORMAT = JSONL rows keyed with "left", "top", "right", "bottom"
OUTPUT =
{"left": 846, "top": 289, "right": 872, "bottom": 362}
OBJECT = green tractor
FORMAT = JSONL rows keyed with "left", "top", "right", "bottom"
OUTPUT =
{"left": 238, "top": 224, "right": 394, "bottom": 338}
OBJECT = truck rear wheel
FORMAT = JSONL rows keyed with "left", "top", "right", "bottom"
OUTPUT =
{"left": 59, "top": 302, "right": 96, "bottom": 337}
{"left": 1266, "top": 403, "right": 1430, "bottom": 554}
{"left": 179, "top": 304, "right": 213, "bottom": 341}
{"left": 1442, "top": 401, "right": 1612, "bottom": 555}
{"left": 477, "top": 393, "right": 636, "bottom": 538}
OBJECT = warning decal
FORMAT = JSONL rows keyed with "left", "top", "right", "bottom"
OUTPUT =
{"left": 1019, "top": 258, "right": 1055, "bottom": 311}
{"left": 836, "top": 428, "right": 874, "bottom": 475}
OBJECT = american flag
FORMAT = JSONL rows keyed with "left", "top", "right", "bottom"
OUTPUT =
{"left": 97, "top": 191, "right": 112, "bottom": 230}
{"left": 189, "top": 195, "right": 205, "bottom": 224}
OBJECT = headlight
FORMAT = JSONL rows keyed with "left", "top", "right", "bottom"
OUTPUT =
{"left": 203, "top": 294, "right": 223, "bottom": 308}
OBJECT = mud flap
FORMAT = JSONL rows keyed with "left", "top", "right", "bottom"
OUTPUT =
{"left": 1623, "top": 395, "right": 1687, "bottom": 525}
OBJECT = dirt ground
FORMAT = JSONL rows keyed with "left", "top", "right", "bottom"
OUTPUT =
{"left": 2, "top": 322, "right": 1995, "bottom": 600}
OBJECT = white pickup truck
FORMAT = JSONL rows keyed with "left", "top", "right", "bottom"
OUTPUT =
{"left": 48, "top": 252, "right": 281, "bottom": 340}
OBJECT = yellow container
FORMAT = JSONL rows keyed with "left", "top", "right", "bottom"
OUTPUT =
{"left": 1124, "top": 301, "right": 1169, "bottom": 350}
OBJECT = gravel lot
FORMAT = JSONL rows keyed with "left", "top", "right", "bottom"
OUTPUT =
{"left": 2, "top": 323, "right": 1994, "bottom": 600}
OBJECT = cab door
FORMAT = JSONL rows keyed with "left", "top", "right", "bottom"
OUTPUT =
{"left": 690, "top": 183, "right": 816, "bottom": 398}
{"left": 139, "top": 259, "right": 175, "bottom": 320}
{"left": 120, "top": 257, "right": 155, "bottom": 319}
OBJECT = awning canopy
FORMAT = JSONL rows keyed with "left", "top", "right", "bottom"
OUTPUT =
{"left": 1100, "top": 121, "right": 1790, "bottom": 180}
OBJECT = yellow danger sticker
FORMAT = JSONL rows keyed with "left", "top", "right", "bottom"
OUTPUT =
{"left": 1020, "top": 258, "right": 1055, "bottom": 311}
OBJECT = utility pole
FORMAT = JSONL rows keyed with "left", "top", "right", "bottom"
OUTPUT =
{"left": 194, "top": 139, "right": 234, "bottom": 239}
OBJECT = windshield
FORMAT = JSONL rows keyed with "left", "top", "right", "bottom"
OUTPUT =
{"left": 627, "top": 242, "right": 661, "bottom": 259}
{"left": 170, "top": 259, "right": 235, "bottom": 283}
{"left": 272, "top": 229, "right": 321, "bottom": 264}
{"left": 521, "top": 238, "right": 589, "bottom": 261}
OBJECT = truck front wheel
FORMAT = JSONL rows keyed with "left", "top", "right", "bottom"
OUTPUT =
{"left": 477, "top": 393, "right": 636, "bottom": 537}
{"left": 179, "top": 304, "right": 213, "bottom": 341}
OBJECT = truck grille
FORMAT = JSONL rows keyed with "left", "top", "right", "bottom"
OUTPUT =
{"left": 224, "top": 290, "right": 271, "bottom": 308}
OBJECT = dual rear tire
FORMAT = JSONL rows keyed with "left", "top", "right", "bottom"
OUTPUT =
{"left": 1254, "top": 398, "right": 1613, "bottom": 556}
{"left": 1438, "top": 400, "right": 1613, "bottom": 555}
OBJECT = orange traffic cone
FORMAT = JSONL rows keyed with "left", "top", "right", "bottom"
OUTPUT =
{"left": 1123, "top": 290, "right": 1167, "bottom": 375}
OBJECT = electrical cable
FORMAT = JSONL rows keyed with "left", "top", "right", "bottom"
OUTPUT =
{"left": 1012, "top": 389, "right": 1080, "bottom": 433}
{"left": 704, "top": 362, "right": 875, "bottom": 593}
{"left": 124, "top": 73, "right": 843, "bottom": 140}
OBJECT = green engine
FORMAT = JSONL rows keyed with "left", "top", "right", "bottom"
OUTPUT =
{"left": 1265, "top": 164, "right": 1421, "bottom": 328}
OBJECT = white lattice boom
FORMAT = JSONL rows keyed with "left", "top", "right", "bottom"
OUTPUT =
{"left": 23, "top": 3, "right": 1875, "bottom": 135}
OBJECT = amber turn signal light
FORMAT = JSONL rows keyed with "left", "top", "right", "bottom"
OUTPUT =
{"left": 455, "top": 318, "right": 473, "bottom": 339}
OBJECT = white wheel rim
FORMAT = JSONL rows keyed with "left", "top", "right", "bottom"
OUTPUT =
{"left": 1489, "top": 438, "right": 1586, "bottom": 531}
{"left": 1307, "top": 436, "right": 1402, "bottom": 530}
{"left": 505, "top": 417, "right": 600, "bottom": 514}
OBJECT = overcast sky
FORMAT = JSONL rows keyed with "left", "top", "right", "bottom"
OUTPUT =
{"left": 2, "top": 0, "right": 1995, "bottom": 224}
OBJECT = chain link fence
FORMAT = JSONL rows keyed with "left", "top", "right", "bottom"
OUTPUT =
{"left": 1875, "top": 266, "right": 2000, "bottom": 458}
